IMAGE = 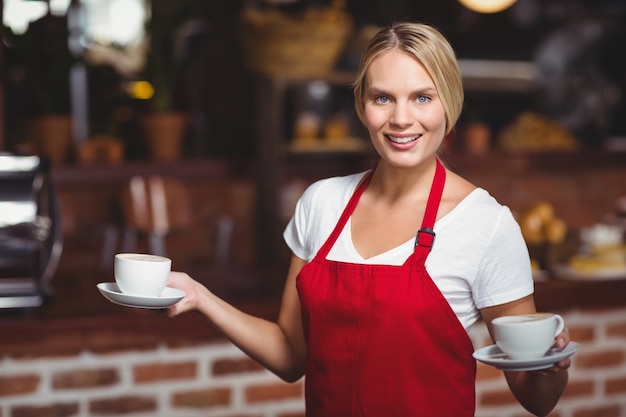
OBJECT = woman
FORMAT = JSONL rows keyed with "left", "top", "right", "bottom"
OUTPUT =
{"left": 167, "top": 22, "right": 570, "bottom": 416}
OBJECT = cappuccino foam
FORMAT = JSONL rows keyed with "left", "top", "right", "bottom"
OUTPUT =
{"left": 117, "top": 253, "right": 169, "bottom": 262}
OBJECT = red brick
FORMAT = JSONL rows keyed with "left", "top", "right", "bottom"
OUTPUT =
{"left": 562, "top": 379, "right": 594, "bottom": 398}
{"left": 3, "top": 335, "right": 83, "bottom": 359}
{"left": 11, "top": 403, "right": 79, "bottom": 417}
{"left": 607, "top": 322, "right": 626, "bottom": 338}
{"left": 90, "top": 340, "right": 159, "bottom": 355}
{"left": 511, "top": 412, "right": 557, "bottom": 417}
{"left": 606, "top": 376, "right": 626, "bottom": 394}
{"left": 576, "top": 349, "right": 625, "bottom": 368}
{"left": 479, "top": 388, "right": 517, "bottom": 406}
{"left": 245, "top": 381, "right": 303, "bottom": 403}
{"left": 0, "top": 374, "right": 40, "bottom": 396}
{"left": 212, "top": 357, "right": 264, "bottom": 376}
{"left": 133, "top": 361, "right": 196, "bottom": 383}
{"left": 89, "top": 396, "right": 157, "bottom": 414}
{"left": 216, "top": 415, "right": 263, "bottom": 417}
{"left": 277, "top": 412, "right": 306, "bottom": 417}
{"left": 569, "top": 325, "right": 596, "bottom": 342}
{"left": 52, "top": 368, "right": 119, "bottom": 389}
{"left": 172, "top": 387, "right": 231, "bottom": 408}
{"left": 476, "top": 362, "right": 503, "bottom": 381}
{"left": 572, "top": 404, "right": 621, "bottom": 417}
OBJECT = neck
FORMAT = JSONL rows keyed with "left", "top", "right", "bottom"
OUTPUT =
{"left": 368, "top": 158, "right": 440, "bottom": 203}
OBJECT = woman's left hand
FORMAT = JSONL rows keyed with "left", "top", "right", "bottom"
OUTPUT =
{"left": 534, "top": 326, "right": 571, "bottom": 374}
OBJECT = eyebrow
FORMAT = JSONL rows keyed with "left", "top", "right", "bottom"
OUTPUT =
{"left": 366, "top": 86, "right": 438, "bottom": 96}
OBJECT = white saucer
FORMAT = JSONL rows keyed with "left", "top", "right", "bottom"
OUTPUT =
{"left": 473, "top": 342, "right": 580, "bottom": 371}
{"left": 97, "top": 282, "right": 185, "bottom": 309}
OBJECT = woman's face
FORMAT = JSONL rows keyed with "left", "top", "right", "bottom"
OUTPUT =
{"left": 362, "top": 49, "right": 447, "bottom": 169}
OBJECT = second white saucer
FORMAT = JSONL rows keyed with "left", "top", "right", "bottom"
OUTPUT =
{"left": 473, "top": 342, "right": 580, "bottom": 371}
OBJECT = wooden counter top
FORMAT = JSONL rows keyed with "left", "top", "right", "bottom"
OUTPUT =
{"left": 534, "top": 277, "right": 626, "bottom": 311}
{"left": 1, "top": 268, "right": 624, "bottom": 358}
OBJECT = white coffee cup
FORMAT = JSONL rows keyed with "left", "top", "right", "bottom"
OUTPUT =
{"left": 114, "top": 253, "right": 171, "bottom": 297}
{"left": 492, "top": 313, "right": 565, "bottom": 360}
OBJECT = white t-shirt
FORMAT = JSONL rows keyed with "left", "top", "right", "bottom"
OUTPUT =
{"left": 283, "top": 171, "right": 534, "bottom": 331}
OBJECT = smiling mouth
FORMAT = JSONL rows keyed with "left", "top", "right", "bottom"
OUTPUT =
{"left": 386, "top": 134, "right": 421, "bottom": 144}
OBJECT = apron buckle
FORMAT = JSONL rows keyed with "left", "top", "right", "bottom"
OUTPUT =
{"left": 415, "top": 227, "right": 436, "bottom": 251}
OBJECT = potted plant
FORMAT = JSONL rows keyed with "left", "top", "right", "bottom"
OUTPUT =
{"left": 139, "top": 0, "right": 205, "bottom": 161}
{"left": 6, "top": 12, "right": 76, "bottom": 164}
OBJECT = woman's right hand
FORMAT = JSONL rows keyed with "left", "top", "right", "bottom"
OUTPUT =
{"left": 165, "top": 271, "right": 206, "bottom": 317}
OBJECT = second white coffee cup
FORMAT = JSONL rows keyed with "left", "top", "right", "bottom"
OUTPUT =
{"left": 492, "top": 313, "right": 564, "bottom": 360}
{"left": 114, "top": 253, "right": 171, "bottom": 297}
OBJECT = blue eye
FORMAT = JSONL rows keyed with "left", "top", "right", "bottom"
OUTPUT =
{"left": 417, "top": 95, "right": 430, "bottom": 104}
{"left": 376, "top": 96, "right": 390, "bottom": 104}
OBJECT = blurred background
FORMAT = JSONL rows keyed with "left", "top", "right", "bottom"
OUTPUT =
{"left": 0, "top": 1, "right": 625, "bottom": 416}
{"left": 1, "top": 0, "right": 625, "bottom": 157}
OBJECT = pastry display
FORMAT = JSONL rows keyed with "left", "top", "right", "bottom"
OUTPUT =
{"left": 290, "top": 112, "right": 367, "bottom": 153}
{"left": 323, "top": 115, "right": 351, "bottom": 142}
{"left": 293, "top": 112, "right": 321, "bottom": 141}
{"left": 497, "top": 112, "right": 580, "bottom": 153}
{"left": 520, "top": 201, "right": 567, "bottom": 246}
{"left": 519, "top": 201, "right": 570, "bottom": 276}
{"left": 567, "top": 248, "right": 626, "bottom": 273}
{"left": 565, "top": 224, "right": 626, "bottom": 275}
{"left": 580, "top": 223, "right": 623, "bottom": 249}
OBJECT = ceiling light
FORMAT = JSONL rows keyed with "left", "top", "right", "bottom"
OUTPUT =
{"left": 458, "top": 0, "right": 517, "bottom": 13}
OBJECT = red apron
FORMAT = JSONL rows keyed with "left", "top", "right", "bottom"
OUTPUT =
{"left": 296, "top": 160, "right": 476, "bottom": 416}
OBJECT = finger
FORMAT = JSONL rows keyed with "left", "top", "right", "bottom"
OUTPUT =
{"left": 555, "top": 327, "right": 571, "bottom": 349}
{"left": 532, "top": 360, "right": 570, "bottom": 375}
{"left": 556, "top": 358, "right": 571, "bottom": 369}
{"left": 165, "top": 306, "right": 177, "bottom": 318}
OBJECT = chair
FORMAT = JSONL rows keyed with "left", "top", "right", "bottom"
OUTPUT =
{"left": 120, "top": 175, "right": 193, "bottom": 256}
{"left": 100, "top": 175, "right": 192, "bottom": 270}
{"left": 100, "top": 175, "right": 235, "bottom": 271}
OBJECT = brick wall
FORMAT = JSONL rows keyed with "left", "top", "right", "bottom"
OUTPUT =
{"left": 0, "top": 342, "right": 305, "bottom": 417}
{"left": 2, "top": 307, "right": 625, "bottom": 417}
{"left": 470, "top": 307, "right": 626, "bottom": 417}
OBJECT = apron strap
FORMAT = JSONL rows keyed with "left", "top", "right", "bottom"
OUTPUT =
{"left": 315, "top": 170, "right": 373, "bottom": 259}
{"left": 413, "top": 159, "right": 446, "bottom": 262}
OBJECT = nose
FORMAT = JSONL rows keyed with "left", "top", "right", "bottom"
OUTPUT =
{"left": 389, "top": 102, "right": 412, "bottom": 128}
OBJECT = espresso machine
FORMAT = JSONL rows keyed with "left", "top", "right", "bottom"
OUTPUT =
{"left": 0, "top": 154, "right": 63, "bottom": 309}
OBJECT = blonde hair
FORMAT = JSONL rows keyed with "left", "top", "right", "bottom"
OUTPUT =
{"left": 353, "top": 22, "right": 463, "bottom": 134}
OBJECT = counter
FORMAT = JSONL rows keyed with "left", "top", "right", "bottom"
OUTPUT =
{"left": 1, "top": 270, "right": 624, "bottom": 358}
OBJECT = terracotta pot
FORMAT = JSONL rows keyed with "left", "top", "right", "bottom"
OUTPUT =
{"left": 77, "top": 135, "right": 125, "bottom": 166}
{"left": 141, "top": 113, "right": 187, "bottom": 161}
{"left": 33, "top": 115, "right": 73, "bottom": 164}
{"left": 463, "top": 122, "right": 491, "bottom": 155}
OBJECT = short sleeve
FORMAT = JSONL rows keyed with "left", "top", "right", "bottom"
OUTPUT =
{"left": 283, "top": 184, "right": 317, "bottom": 260}
{"left": 471, "top": 207, "right": 535, "bottom": 309}
{"left": 283, "top": 173, "right": 367, "bottom": 262}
